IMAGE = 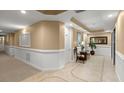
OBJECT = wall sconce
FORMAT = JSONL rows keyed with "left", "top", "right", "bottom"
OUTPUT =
{"left": 22, "top": 29, "right": 27, "bottom": 34}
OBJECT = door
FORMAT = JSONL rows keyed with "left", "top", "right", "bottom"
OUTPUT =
{"left": 111, "top": 28, "right": 116, "bottom": 65}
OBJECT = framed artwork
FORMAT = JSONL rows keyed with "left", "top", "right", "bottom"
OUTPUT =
{"left": 19, "top": 32, "right": 31, "bottom": 47}
{"left": 90, "top": 36, "right": 108, "bottom": 44}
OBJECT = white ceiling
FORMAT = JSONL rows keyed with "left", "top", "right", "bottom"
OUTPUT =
{"left": 0, "top": 10, "right": 119, "bottom": 34}
{"left": 0, "top": 10, "right": 75, "bottom": 33}
{"left": 74, "top": 10, "right": 119, "bottom": 31}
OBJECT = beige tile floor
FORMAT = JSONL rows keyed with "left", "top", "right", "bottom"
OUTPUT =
{"left": 23, "top": 55, "right": 119, "bottom": 82}
{"left": 0, "top": 51, "right": 119, "bottom": 82}
{"left": 0, "top": 52, "right": 40, "bottom": 82}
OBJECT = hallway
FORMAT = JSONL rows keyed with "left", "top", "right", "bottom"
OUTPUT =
{"left": 0, "top": 10, "right": 122, "bottom": 82}
{"left": 0, "top": 51, "right": 118, "bottom": 82}
{"left": 0, "top": 1, "right": 124, "bottom": 93}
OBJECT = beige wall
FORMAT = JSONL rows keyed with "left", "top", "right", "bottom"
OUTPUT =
{"left": 116, "top": 11, "right": 124, "bottom": 54}
{"left": 5, "top": 33, "right": 14, "bottom": 46}
{"left": 59, "top": 22, "right": 65, "bottom": 49}
{"left": 6, "top": 21, "right": 65, "bottom": 50}
{"left": 13, "top": 31, "right": 20, "bottom": 46}
{"left": 0, "top": 37, "right": 4, "bottom": 44}
{"left": 72, "top": 28, "right": 78, "bottom": 48}
{"left": 30, "top": 21, "right": 60, "bottom": 49}
{"left": 87, "top": 32, "right": 111, "bottom": 46}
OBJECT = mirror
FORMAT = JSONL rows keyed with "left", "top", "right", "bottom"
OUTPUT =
{"left": 90, "top": 37, "right": 107, "bottom": 44}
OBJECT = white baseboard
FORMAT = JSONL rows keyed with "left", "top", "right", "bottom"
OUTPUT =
{"left": 116, "top": 51, "right": 124, "bottom": 82}
{"left": 115, "top": 69, "right": 121, "bottom": 82}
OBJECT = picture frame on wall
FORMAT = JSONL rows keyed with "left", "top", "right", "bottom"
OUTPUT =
{"left": 19, "top": 32, "right": 31, "bottom": 47}
{"left": 90, "top": 36, "right": 108, "bottom": 44}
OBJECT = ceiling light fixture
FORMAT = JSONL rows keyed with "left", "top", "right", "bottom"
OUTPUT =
{"left": 20, "top": 10, "right": 26, "bottom": 14}
{"left": 105, "top": 30, "right": 112, "bottom": 32}
{"left": 108, "top": 14, "right": 113, "bottom": 18}
{"left": 22, "top": 29, "right": 27, "bottom": 34}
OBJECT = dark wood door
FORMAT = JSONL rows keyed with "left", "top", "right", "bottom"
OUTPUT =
{"left": 111, "top": 28, "right": 116, "bottom": 65}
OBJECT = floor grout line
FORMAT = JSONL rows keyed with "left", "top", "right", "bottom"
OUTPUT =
{"left": 40, "top": 76, "right": 69, "bottom": 82}
{"left": 71, "top": 63, "right": 89, "bottom": 82}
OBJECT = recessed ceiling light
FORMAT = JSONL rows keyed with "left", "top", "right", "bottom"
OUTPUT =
{"left": 20, "top": 10, "right": 26, "bottom": 14}
{"left": 108, "top": 14, "right": 113, "bottom": 18}
{"left": 105, "top": 30, "right": 112, "bottom": 32}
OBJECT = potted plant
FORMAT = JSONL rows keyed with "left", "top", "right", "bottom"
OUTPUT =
{"left": 89, "top": 40, "right": 96, "bottom": 55}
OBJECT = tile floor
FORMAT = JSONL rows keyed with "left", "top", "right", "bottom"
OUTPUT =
{"left": 23, "top": 55, "right": 119, "bottom": 82}
{"left": 0, "top": 52, "right": 40, "bottom": 82}
{"left": 0, "top": 51, "right": 119, "bottom": 82}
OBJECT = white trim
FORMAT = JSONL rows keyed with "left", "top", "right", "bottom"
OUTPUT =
{"left": 96, "top": 45, "right": 111, "bottom": 48}
{"left": 16, "top": 56, "right": 64, "bottom": 71}
{"left": 115, "top": 69, "right": 121, "bottom": 82}
{"left": 116, "top": 51, "right": 124, "bottom": 61}
{"left": 14, "top": 46, "right": 65, "bottom": 53}
{"left": 115, "top": 50, "right": 124, "bottom": 81}
{"left": 95, "top": 46, "right": 111, "bottom": 56}
{"left": 6, "top": 45, "right": 65, "bottom": 53}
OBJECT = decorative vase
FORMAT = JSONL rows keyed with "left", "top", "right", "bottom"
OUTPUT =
{"left": 90, "top": 50, "right": 95, "bottom": 55}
